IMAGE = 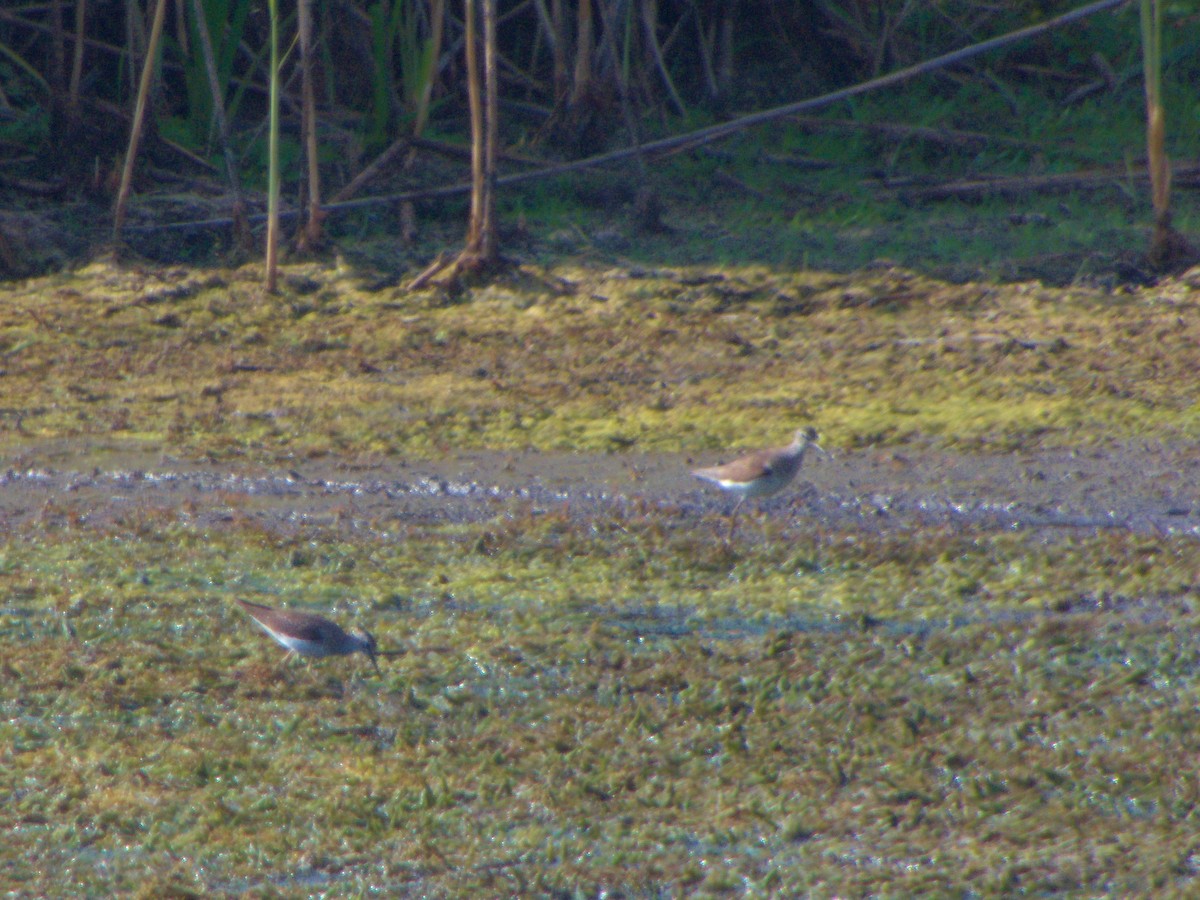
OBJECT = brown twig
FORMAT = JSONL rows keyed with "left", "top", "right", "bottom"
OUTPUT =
{"left": 883, "top": 162, "right": 1200, "bottom": 202}
{"left": 411, "top": 135, "right": 544, "bottom": 166}
{"left": 641, "top": 0, "right": 687, "bottom": 117}
{"left": 1062, "top": 52, "right": 1120, "bottom": 105}
{"left": 126, "top": 0, "right": 1132, "bottom": 235}
{"left": 790, "top": 115, "right": 1045, "bottom": 149}
{"left": 713, "top": 170, "right": 768, "bottom": 201}
{"left": 68, "top": 0, "right": 87, "bottom": 114}
{"left": 296, "top": 0, "right": 323, "bottom": 250}
{"left": 112, "top": 0, "right": 169, "bottom": 237}
{"left": 328, "top": 137, "right": 412, "bottom": 206}
{"left": 407, "top": 251, "right": 453, "bottom": 290}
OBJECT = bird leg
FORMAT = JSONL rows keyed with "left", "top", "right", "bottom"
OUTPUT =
{"left": 727, "top": 497, "right": 744, "bottom": 541}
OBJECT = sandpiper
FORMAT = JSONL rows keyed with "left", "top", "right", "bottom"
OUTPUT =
{"left": 237, "top": 599, "right": 380, "bottom": 674}
{"left": 692, "top": 427, "right": 824, "bottom": 515}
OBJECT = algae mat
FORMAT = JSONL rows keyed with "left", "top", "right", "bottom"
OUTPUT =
{"left": 2, "top": 257, "right": 1200, "bottom": 895}
{"left": 3, "top": 256, "right": 1200, "bottom": 458}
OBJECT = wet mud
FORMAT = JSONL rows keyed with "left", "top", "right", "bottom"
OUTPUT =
{"left": 2, "top": 438, "right": 1196, "bottom": 540}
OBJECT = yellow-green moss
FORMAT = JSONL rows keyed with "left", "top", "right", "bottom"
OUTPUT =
{"left": 2, "top": 504, "right": 1199, "bottom": 893}
{"left": 4, "top": 259, "right": 1200, "bottom": 462}
{"left": 4, "top": 258, "right": 1200, "bottom": 893}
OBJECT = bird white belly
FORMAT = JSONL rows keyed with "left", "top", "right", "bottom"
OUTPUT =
{"left": 710, "top": 471, "right": 788, "bottom": 498}
{"left": 262, "top": 627, "right": 332, "bottom": 657}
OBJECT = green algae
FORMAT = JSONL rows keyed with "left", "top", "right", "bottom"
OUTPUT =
{"left": 4, "top": 256, "right": 1200, "bottom": 893}
{"left": 2, "top": 503, "right": 1199, "bottom": 895}
{"left": 4, "top": 259, "right": 1200, "bottom": 463}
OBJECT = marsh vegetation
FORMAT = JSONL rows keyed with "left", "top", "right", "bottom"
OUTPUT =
{"left": 4, "top": 0, "right": 1200, "bottom": 894}
{"left": 3, "top": 254, "right": 1200, "bottom": 894}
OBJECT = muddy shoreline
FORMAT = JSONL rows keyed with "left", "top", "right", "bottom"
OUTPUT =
{"left": 3, "top": 439, "right": 1196, "bottom": 539}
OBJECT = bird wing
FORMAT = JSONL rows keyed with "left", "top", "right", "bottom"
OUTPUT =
{"left": 700, "top": 451, "right": 773, "bottom": 483}
{"left": 274, "top": 612, "right": 337, "bottom": 643}
{"left": 238, "top": 600, "right": 338, "bottom": 643}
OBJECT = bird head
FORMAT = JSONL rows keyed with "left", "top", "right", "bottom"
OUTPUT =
{"left": 795, "top": 427, "right": 825, "bottom": 454}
